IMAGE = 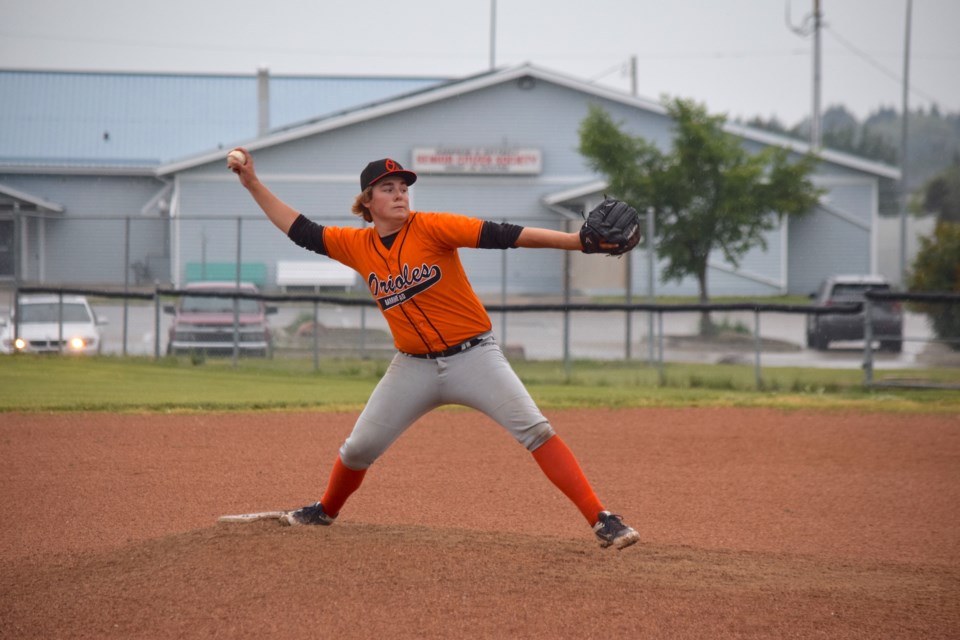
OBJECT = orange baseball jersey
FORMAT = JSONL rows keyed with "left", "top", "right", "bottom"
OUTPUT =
{"left": 293, "top": 211, "right": 493, "bottom": 355}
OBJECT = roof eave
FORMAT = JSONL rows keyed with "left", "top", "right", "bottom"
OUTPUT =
{"left": 0, "top": 181, "right": 65, "bottom": 212}
{"left": 542, "top": 180, "right": 610, "bottom": 206}
{"left": 722, "top": 123, "right": 902, "bottom": 180}
{"left": 157, "top": 64, "right": 670, "bottom": 176}
{"left": 0, "top": 163, "right": 158, "bottom": 177}
{"left": 156, "top": 63, "right": 901, "bottom": 181}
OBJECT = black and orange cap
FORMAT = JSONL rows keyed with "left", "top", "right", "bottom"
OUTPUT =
{"left": 360, "top": 158, "right": 418, "bottom": 191}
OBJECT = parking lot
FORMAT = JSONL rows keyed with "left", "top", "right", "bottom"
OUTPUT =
{"left": 3, "top": 293, "right": 947, "bottom": 371}
{"left": 3, "top": 277, "right": 956, "bottom": 371}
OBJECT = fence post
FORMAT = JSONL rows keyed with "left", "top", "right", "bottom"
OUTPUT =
{"left": 122, "top": 216, "right": 130, "bottom": 356}
{"left": 57, "top": 289, "right": 64, "bottom": 354}
{"left": 753, "top": 308, "right": 762, "bottom": 389}
{"left": 13, "top": 209, "right": 22, "bottom": 348}
{"left": 313, "top": 300, "right": 320, "bottom": 372}
{"left": 501, "top": 231, "right": 508, "bottom": 347}
{"left": 232, "top": 217, "right": 242, "bottom": 367}
{"left": 154, "top": 286, "right": 162, "bottom": 360}
{"left": 562, "top": 221, "right": 572, "bottom": 379}
{"left": 360, "top": 304, "right": 367, "bottom": 359}
{"left": 625, "top": 250, "right": 633, "bottom": 360}
{"left": 12, "top": 287, "right": 20, "bottom": 352}
{"left": 646, "top": 207, "right": 656, "bottom": 366}
{"left": 863, "top": 299, "right": 875, "bottom": 386}
{"left": 657, "top": 310, "right": 665, "bottom": 385}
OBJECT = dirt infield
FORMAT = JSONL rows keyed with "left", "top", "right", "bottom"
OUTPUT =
{"left": 1, "top": 408, "right": 958, "bottom": 639}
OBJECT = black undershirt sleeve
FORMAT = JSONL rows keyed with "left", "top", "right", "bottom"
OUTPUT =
{"left": 478, "top": 221, "right": 524, "bottom": 249}
{"left": 287, "top": 214, "right": 327, "bottom": 255}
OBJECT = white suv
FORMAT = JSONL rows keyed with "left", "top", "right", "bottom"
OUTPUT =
{"left": 0, "top": 295, "right": 107, "bottom": 355}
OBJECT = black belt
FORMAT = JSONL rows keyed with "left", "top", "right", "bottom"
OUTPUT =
{"left": 405, "top": 335, "right": 489, "bottom": 359}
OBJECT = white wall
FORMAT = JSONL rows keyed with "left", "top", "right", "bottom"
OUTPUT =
{"left": 876, "top": 214, "right": 937, "bottom": 287}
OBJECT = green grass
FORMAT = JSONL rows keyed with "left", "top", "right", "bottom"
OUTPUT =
{"left": 1, "top": 354, "right": 958, "bottom": 414}
{"left": 0, "top": 356, "right": 378, "bottom": 413}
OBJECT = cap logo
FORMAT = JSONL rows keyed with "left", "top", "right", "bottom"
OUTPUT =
{"left": 360, "top": 158, "right": 417, "bottom": 191}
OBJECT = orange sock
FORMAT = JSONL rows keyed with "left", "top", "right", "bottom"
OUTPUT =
{"left": 320, "top": 455, "right": 367, "bottom": 517}
{"left": 531, "top": 435, "right": 605, "bottom": 525}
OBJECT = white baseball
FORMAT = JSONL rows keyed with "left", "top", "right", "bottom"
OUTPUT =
{"left": 227, "top": 149, "right": 247, "bottom": 166}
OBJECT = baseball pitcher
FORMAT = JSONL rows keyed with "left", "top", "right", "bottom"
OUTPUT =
{"left": 228, "top": 150, "right": 641, "bottom": 549}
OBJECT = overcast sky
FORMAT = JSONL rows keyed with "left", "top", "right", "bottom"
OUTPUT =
{"left": 1, "top": 0, "right": 956, "bottom": 126}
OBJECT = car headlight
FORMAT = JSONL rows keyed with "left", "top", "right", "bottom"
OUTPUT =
{"left": 68, "top": 336, "right": 95, "bottom": 351}
{"left": 14, "top": 337, "right": 27, "bottom": 351}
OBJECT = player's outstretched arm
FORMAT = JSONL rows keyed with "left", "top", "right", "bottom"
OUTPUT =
{"left": 227, "top": 148, "right": 301, "bottom": 235}
{"left": 515, "top": 227, "right": 583, "bottom": 251}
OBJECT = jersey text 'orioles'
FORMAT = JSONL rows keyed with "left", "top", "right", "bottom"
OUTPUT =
{"left": 290, "top": 211, "right": 492, "bottom": 355}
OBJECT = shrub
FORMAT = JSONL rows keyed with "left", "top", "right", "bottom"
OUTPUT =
{"left": 907, "top": 222, "right": 960, "bottom": 350}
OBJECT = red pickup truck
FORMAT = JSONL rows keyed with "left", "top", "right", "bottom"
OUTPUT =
{"left": 165, "top": 282, "right": 276, "bottom": 357}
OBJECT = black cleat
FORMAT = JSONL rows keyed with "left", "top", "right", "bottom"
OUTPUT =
{"left": 593, "top": 511, "right": 640, "bottom": 549}
{"left": 279, "top": 501, "right": 336, "bottom": 526}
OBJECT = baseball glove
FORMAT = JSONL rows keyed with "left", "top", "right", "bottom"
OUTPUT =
{"left": 579, "top": 198, "right": 642, "bottom": 256}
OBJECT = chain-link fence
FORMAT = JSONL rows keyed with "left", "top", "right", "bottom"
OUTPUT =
{"left": 862, "top": 291, "right": 960, "bottom": 388}
{"left": 4, "top": 285, "right": 959, "bottom": 389}
{"left": 4, "top": 211, "right": 958, "bottom": 388}
{"left": 9, "top": 212, "right": 589, "bottom": 298}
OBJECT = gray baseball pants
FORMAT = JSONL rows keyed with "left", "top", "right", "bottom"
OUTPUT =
{"left": 338, "top": 336, "right": 556, "bottom": 470}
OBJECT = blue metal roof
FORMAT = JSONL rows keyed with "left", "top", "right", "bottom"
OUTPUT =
{"left": 0, "top": 69, "right": 446, "bottom": 167}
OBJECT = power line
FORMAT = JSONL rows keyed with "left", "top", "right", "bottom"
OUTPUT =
{"left": 824, "top": 24, "right": 941, "bottom": 105}
{"left": 569, "top": 49, "right": 809, "bottom": 63}
{"left": 0, "top": 30, "right": 484, "bottom": 61}
{"left": 0, "top": 30, "right": 813, "bottom": 63}
{"left": 588, "top": 62, "right": 627, "bottom": 82}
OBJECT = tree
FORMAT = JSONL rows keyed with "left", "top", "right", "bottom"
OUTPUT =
{"left": 743, "top": 114, "right": 788, "bottom": 134}
{"left": 578, "top": 99, "right": 822, "bottom": 334}
{"left": 821, "top": 104, "right": 860, "bottom": 148}
{"left": 916, "top": 162, "right": 960, "bottom": 223}
{"left": 864, "top": 107, "right": 960, "bottom": 193}
{"left": 907, "top": 222, "right": 960, "bottom": 350}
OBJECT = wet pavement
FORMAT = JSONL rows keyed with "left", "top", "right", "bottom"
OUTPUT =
{"left": 9, "top": 297, "right": 945, "bottom": 371}
{"left": 1, "top": 281, "right": 953, "bottom": 369}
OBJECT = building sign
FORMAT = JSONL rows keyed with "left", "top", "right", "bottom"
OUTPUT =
{"left": 412, "top": 148, "right": 542, "bottom": 175}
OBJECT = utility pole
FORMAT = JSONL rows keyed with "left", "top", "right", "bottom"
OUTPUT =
{"left": 489, "top": 0, "right": 497, "bottom": 71}
{"left": 811, "top": 0, "right": 822, "bottom": 149}
{"left": 899, "top": 0, "right": 913, "bottom": 286}
{"left": 787, "top": 0, "right": 823, "bottom": 149}
{"left": 629, "top": 55, "right": 637, "bottom": 97}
